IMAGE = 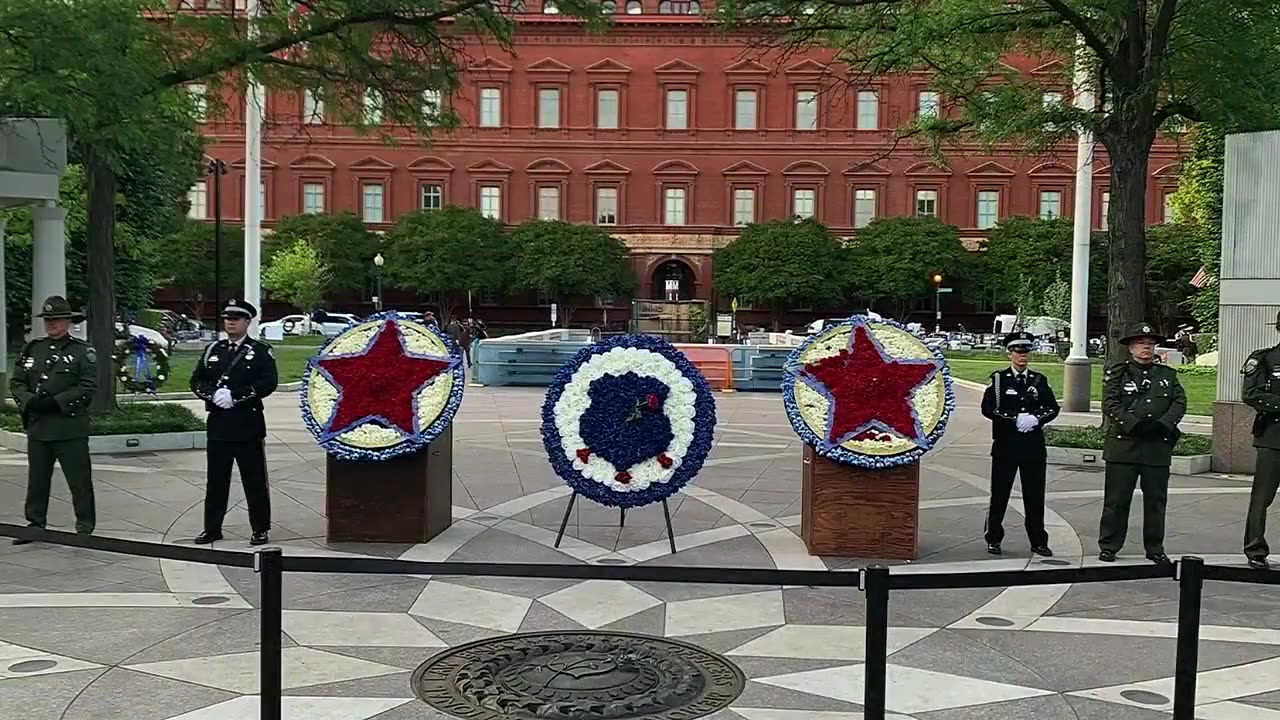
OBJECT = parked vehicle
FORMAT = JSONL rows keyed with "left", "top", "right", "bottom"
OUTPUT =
{"left": 257, "top": 313, "right": 359, "bottom": 340}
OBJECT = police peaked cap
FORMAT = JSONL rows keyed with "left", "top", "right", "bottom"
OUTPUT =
{"left": 220, "top": 298, "right": 257, "bottom": 320}
{"left": 1003, "top": 331, "right": 1035, "bottom": 351}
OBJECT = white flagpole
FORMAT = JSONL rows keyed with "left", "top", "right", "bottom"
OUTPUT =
{"left": 1063, "top": 34, "right": 1096, "bottom": 412}
{"left": 243, "top": 0, "right": 264, "bottom": 336}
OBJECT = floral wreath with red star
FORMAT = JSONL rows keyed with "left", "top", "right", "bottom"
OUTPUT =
{"left": 782, "top": 315, "right": 955, "bottom": 468}
{"left": 299, "top": 312, "right": 464, "bottom": 461}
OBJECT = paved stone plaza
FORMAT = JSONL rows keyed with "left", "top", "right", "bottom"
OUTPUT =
{"left": 0, "top": 383, "right": 1277, "bottom": 720}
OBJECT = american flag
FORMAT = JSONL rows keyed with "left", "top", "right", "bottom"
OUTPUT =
{"left": 1190, "top": 266, "right": 1212, "bottom": 288}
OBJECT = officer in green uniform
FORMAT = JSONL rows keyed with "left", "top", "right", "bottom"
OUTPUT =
{"left": 8, "top": 296, "right": 97, "bottom": 545}
{"left": 1240, "top": 309, "right": 1280, "bottom": 570}
{"left": 1098, "top": 323, "right": 1186, "bottom": 564}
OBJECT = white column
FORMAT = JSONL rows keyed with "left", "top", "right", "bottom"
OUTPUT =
{"left": 30, "top": 203, "right": 67, "bottom": 340}
{"left": 243, "top": 0, "right": 264, "bottom": 335}
{"left": 1062, "top": 36, "right": 1096, "bottom": 412}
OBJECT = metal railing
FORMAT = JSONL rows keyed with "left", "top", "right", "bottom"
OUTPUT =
{"left": 2, "top": 522, "right": 1276, "bottom": 720}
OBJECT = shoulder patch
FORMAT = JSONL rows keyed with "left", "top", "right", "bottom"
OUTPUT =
{"left": 85, "top": 347, "right": 96, "bottom": 363}
{"left": 1243, "top": 356, "right": 1260, "bottom": 374}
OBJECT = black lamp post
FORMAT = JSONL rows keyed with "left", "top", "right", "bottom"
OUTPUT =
{"left": 373, "top": 252, "right": 385, "bottom": 312}
{"left": 206, "top": 159, "right": 228, "bottom": 336}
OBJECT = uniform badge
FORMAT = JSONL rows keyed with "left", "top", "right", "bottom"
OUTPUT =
{"left": 85, "top": 348, "right": 96, "bottom": 364}
{"left": 22, "top": 357, "right": 34, "bottom": 369}
{"left": 1005, "top": 387, "right": 1019, "bottom": 395}
{"left": 1124, "top": 381, "right": 1138, "bottom": 393}
{"left": 208, "top": 355, "right": 220, "bottom": 364}
{"left": 246, "top": 350, "right": 255, "bottom": 360}
{"left": 1243, "top": 357, "right": 1259, "bottom": 374}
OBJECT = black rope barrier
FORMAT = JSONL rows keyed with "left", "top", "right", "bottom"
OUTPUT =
{"left": 0, "top": 523, "right": 255, "bottom": 568}
{"left": 888, "top": 562, "right": 1176, "bottom": 590}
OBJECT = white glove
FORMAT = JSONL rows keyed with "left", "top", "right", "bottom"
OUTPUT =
{"left": 213, "top": 388, "right": 234, "bottom": 409}
{"left": 1016, "top": 413, "right": 1039, "bottom": 432}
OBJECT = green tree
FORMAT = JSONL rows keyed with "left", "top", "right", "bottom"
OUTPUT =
{"left": 159, "top": 218, "right": 246, "bottom": 321}
{"left": 263, "top": 240, "right": 331, "bottom": 313}
{"left": 382, "top": 206, "right": 510, "bottom": 323}
{"left": 1169, "top": 124, "right": 1227, "bottom": 332}
{"left": 510, "top": 220, "right": 635, "bottom": 328}
{"left": 848, "top": 216, "right": 973, "bottom": 321}
{"left": 719, "top": 0, "right": 1280, "bottom": 362}
{"left": 1144, "top": 223, "right": 1201, "bottom": 335}
{"left": 266, "top": 212, "right": 379, "bottom": 295}
{"left": 1041, "top": 275, "right": 1072, "bottom": 321}
{"left": 713, "top": 218, "right": 850, "bottom": 331}
{"left": 979, "top": 216, "right": 1108, "bottom": 315}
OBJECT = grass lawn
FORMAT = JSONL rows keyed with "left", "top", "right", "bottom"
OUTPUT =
{"left": 946, "top": 358, "right": 1217, "bottom": 417}
{"left": 167, "top": 344, "right": 315, "bottom": 386}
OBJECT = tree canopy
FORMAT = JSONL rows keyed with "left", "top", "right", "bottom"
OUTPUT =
{"left": 160, "top": 218, "right": 247, "bottom": 321}
{"left": 263, "top": 239, "right": 331, "bottom": 313}
{"left": 266, "top": 212, "right": 379, "bottom": 294}
{"left": 848, "top": 216, "right": 973, "bottom": 321}
{"left": 1143, "top": 222, "right": 1201, "bottom": 335}
{"left": 718, "top": 0, "right": 1280, "bottom": 360}
{"left": 978, "top": 216, "right": 1107, "bottom": 314}
{"left": 381, "top": 206, "right": 511, "bottom": 321}
{"left": 713, "top": 219, "right": 850, "bottom": 329}
{"left": 510, "top": 220, "right": 635, "bottom": 327}
{"left": 1169, "top": 124, "right": 1227, "bottom": 332}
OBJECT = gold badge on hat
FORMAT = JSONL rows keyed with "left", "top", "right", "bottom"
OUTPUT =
{"left": 43, "top": 304, "right": 52, "bottom": 312}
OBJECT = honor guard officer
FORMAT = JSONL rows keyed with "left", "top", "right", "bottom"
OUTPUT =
{"left": 1098, "top": 323, "right": 1186, "bottom": 564}
{"left": 1240, "top": 310, "right": 1280, "bottom": 570}
{"left": 8, "top": 296, "right": 97, "bottom": 544}
{"left": 980, "top": 331, "right": 1060, "bottom": 557}
{"left": 190, "top": 299, "right": 278, "bottom": 546}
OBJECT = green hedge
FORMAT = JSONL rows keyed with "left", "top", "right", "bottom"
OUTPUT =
{"left": 1045, "top": 425, "right": 1212, "bottom": 456}
{"left": 0, "top": 402, "right": 205, "bottom": 435}
{"left": 1174, "top": 364, "right": 1216, "bottom": 376}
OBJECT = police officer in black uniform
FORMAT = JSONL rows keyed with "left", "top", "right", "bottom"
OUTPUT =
{"left": 189, "top": 299, "right": 278, "bottom": 545}
{"left": 1240, "top": 310, "right": 1280, "bottom": 570}
{"left": 980, "top": 331, "right": 1060, "bottom": 556}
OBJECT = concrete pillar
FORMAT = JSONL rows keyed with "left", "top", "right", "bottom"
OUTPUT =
{"left": 1213, "top": 130, "right": 1280, "bottom": 473}
{"left": 29, "top": 202, "right": 67, "bottom": 340}
{"left": 0, "top": 217, "right": 7, "bottom": 402}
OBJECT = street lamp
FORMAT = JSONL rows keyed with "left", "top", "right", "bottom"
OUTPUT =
{"left": 932, "top": 273, "right": 944, "bottom": 334}
{"left": 205, "top": 159, "right": 228, "bottom": 338}
{"left": 373, "top": 252, "right": 385, "bottom": 312}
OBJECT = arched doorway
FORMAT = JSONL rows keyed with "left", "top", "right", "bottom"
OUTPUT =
{"left": 651, "top": 260, "right": 696, "bottom": 301}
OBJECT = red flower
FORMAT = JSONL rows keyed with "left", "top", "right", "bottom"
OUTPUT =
{"left": 576, "top": 448, "right": 592, "bottom": 463}
{"left": 615, "top": 471, "right": 632, "bottom": 483}
{"left": 646, "top": 393, "right": 660, "bottom": 410}
{"left": 656, "top": 453, "right": 673, "bottom": 468}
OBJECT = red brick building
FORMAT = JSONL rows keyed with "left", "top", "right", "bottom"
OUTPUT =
{"left": 189, "top": 5, "right": 1185, "bottom": 329}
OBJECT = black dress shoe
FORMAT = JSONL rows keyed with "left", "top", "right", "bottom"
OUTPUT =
{"left": 1031, "top": 545, "right": 1054, "bottom": 558}
{"left": 250, "top": 531, "right": 270, "bottom": 546}
{"left": 1146, "top": 552, "right": 1172, "bottom": 565}
{"left": 986, "top": 542, "right": 1002, "bottom": 555}
{"left": 1248, "top": 557, "right": 1270, "bottom": 570}
{"left": 193, "top": 531, "right": 223, "bottom": 545}
{"left": 12, "top": 524, "right": 41, "bottom": 545}
{"left": 1098, "top": 550, "right": 1117, "bottom": 562}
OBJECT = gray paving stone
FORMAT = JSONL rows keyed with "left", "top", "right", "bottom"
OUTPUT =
{"left": 519, "top": 602, "right": 587, "bottom": 632}
{"left": 600, "top": 604, "right": 666, "bottom": 636}
{"left": 286, "top": 579, "right": 429, "bottom": 612}
{"left": 730, "top": 656, "right": 854, "bottom": 680}
{"left": 0, "top": 607, "right": 241, "bottom": 665}
{"left": 367, "top": 702, "right": 473, "bottom": 719}
{"left": 285, "top": 671, "right": 415, "bottom": 697}
{"left": 915, "top": 694, "right": 1100, "bottom": 719}
{"left": 411, "top": 616, "right": 509, "bottom": 647}
{"left": 128, "top": 610, "right": 296, "bottom": 664}
{"left": 782, "top": 587, "right": 867, "bottom": 625}
{"left": 1061, "top": 695, "right": 1179, "bottom": 719}
{"left": 732, "top": 678, "right": 864, "bottom": 712}
{"left": 324, "top": 646, "right": 438, "bottom": 671}
{"left": 672, "top": 626, "right": 779, "bottom": 653}
{"left": 61, "top": 667, "right": 236, "bottom": 720}
{"left": 0, "top": 668, "right": 103, "bottom": 720}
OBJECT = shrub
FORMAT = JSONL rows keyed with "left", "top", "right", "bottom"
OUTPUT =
{"left": 1045, "top": 425, "right": 1211, "bottom": 456}
{"left": 1174, "top": 364, "right": 1216, "bottom": 377}
{"left": 0, "top": 402, "right": 205, "bottom": 435}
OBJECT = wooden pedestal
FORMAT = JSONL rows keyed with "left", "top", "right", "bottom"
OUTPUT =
{"left": 800, "top": 445, "right": 920, "bottom": 559}
{"left": 326, "top": 426, "right": 453, "bottom": 543}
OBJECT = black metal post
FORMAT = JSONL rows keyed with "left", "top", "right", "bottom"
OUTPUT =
{"left": 1172, "top": 555, "right": 1205, "bottom": 719}
{"left": 862, "top": 565, "right": 890, "bottom": 720}
{"left": 207, "top": 159, "right": 227, "bottom": 335}
{"left": 256, "top": 547, "right": 283, "bottom": 720}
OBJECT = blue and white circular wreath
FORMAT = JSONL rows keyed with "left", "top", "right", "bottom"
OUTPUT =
{"left": 541, "top": 334, "right": 717, "bottom": 509}
{"left": 299, "top": 311, "right": 465, "bottom": 462}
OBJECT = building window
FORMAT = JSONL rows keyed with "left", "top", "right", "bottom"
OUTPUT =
{"left": 480, "top": 185, "right": 501, "bottom": 220}
{"left": 658, "top": 0, "right": 699, "bottom": 12}
{"left": 663, "top": 187, "right": 686, "bottom": 225}
{"left": 303, "top": 89, "right": 324, "bottom": 124}
{"left": 188, "top": 181, "right": 208, "bottom": 219}
{"left": 795, "top": 90, "right": 818, "bottom": 130}
{"left": 596, "top": 88, "right": 619, "bottom": 129}
{"left": 364, "top": 89, "right": 382, "bottom": 124}
{"left": 259, "top": 180, "right": 267, "bottom": 218}
{"left": 976, "top": 190, "right": 999, "bottom": 229}
{"left": 1042, "top": 91, "right": 1063, "bottom": 108}
{"left": 596, "top": 187, "right": 618, "bottom": 225}
{"left": 422, "top": 89, "right": 442, "bottom": 121}
{"left": 420, "top": 183, "right": 442, "bottom": 210}
{"left": 734, "top": 89, "right": 757, "bottom": 130}
{"left": 1163, "top": 192, "right": 1175, "bottom": 223}
{"left": 188, "top": 84, "right": 207, "bottom": 121}
{"left": 542, "top": 0, "right": 559, "bottom": 12}
{"left": 665, "top": 89, "right": 688, "bottom": 130}
{"left": 853, "top": 189, "right": 876, "bottom": 228}
{"left": 479, "top": 87, "right": 502, "bottom": 127}
{"left": 856, "top": 90, "right": 878, "bottom": 130}
{"left": 602, "top": 0, "right": 616, "bottom": 12}
{"left": 1100, "top": 191, "right": 1110, "bottom": 230}
{"left": 537, "top": 186, "right": 561, "bottom": 220}
{"left": 361, "top": 183, "right": 385, "bottom": 223}
{"left": 1039, "top": 190, "right": 1062, "bottom": 219}
{"left": 918, "top": 90, "right": 939, "bottom": 118}
{"left": 915, "top": 189, "right": 938, "bottom": 217}
{"left": 733, "top": 188, "right": 755, "bottom": 226}
{"left": 625, "top": 0, "right": 641, "bottom": 11}
{"left": 792, "top": 188, "right": 816, "bottom": 218}
{"left": 537, "top": 87, "right": 561, "bottom": 128}
{"left": 302, "top": 183, "right": 325, "bottom": 215}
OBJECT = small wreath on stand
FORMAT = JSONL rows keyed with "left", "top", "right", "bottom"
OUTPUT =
{"left": 114, "top": 335, "right": 171, "bottom": 395}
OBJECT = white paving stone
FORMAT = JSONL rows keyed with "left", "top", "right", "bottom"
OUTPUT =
{"left": 753, "top": 528, "right": 827, "bottom": 571}
{"left": 1197, "top": 701, "right": 1280, "bottom": 719}
{"left": 160, "top": 560, "right": 236, "bottom": 595}
{"left": 665, "top": 590, "right": 784, "bottom": 637}
{"left": 408, "top": 580, "right": 532, "bottom": 632}
{"left": 732, "top": 710, "right": 916, "bottom": 720}
{"left": 1025, "top": 616, "right": 1280, "bottom": 645}
{"left": 161, "top": 696, "right": 412, "bottom": 720}
{"left": 282, "top": 610, "right": 445, "bottom": 647}
{"left": 755, "top": 663, "right": 1054, "bottom": 714}
{"left": 729, "top": 625, "right": 936, "bottom": 661}
{"left": 621, "top": 525, "right": 749, "bottom": 564}
{"left": 0, "top": 592, "right": 249, "bottom": 609}
{"left": 1069, "top": 656, "right": 1280, "bottom": 713}
{"left": 398, "top": 520, "right": 487, "bottom": 564}
{"left": 0, "top": 640, "right": 102, "bottom": 680}
{"left": 126, "top": 647, "right": 404, "bottom": 694}
{"left": 539, "top": 580, "right": 662, "bottom": 629}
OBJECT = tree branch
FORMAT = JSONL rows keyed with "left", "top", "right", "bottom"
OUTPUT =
{"left": 1038, "top": 0, "right": 1115, "bottom": 73}
{"left": 1144, "top": 0, "right": 1179, "bottom": 86}
{"left": 1153, "top": 100, "right": 1201, "bottom": 127}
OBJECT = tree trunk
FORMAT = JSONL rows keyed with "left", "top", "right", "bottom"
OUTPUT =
{"left": 86, "top": 154, "right": 118, "bottom": 412}
{"left": 1102, "top": 138, "right": 1153, "bottom": 367}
